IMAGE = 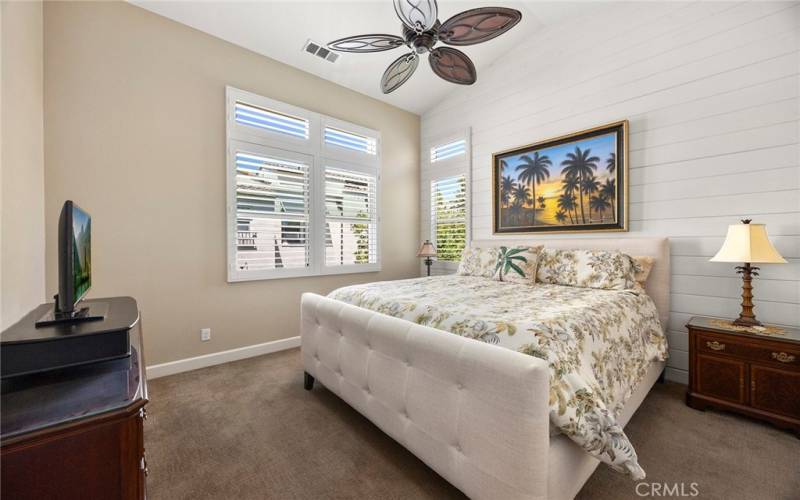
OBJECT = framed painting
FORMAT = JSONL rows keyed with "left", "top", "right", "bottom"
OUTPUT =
{"left": 492, "top": 120, "right": 628, "bottom": 234}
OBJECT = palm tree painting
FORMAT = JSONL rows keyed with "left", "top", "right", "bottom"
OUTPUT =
{"left": 493, "top": 120, "right": 628, "bottom": 233}
{"left": 500, "top": 175, "right": 516, "bottom": 209}
{"left": 515, "top": 151, "right": 551, "bottom": 225}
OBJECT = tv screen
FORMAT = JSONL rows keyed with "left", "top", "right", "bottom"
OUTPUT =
{"left": 57, "top": 201, "right": 91, "bottom": 313}
{"left": 72, "top": 204, "right": 91, "bottom": 301}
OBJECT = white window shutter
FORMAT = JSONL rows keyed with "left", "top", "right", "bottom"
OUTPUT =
{"left": 233, "top": 150, "right": 311, "bottom": 273}
{"left": 430, "top": 139, "right": 466, "bottom": 163}
{"left": 431, "top": 175, "right": 467, "bottom": 262}
{"left": 324, "top": 168, "right": 378, "bottom": 267}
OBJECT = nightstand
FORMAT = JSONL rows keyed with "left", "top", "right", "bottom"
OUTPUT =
{"left": 686, "top": 316, "right": 800, "bottom": 436}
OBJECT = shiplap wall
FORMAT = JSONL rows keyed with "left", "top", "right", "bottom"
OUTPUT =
{"left": 420, "top": 1, "right": 800, "bottom": 383}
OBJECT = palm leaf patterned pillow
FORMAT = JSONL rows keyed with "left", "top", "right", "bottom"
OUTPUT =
{"left": 492, "top": 245, "right": 543, "bottom": 284}
{"left": 536, "top": 248, "right": 637, "bottom": 290}
{"left": 456, "top": 247, "right": 500, "bottom": 278}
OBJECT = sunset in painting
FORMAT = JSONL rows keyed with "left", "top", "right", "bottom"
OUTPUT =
{"left": 496, "top": 131, "right": 620, "bottom": 230}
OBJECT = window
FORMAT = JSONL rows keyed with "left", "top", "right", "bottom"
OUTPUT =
{"left": 324, "top": 127, "right": 377, "bottom": 155}
{"left": 424, "top": 130, "right": 470, "bottom": 274}
{"left": 430, "top": 139, "right": 466, "bottom": 163}
{"left": 234, "top": 102, "right": 309, "bottom": 139}
{"left": 232, "top": 148, "right": 311, "bottom": 273}
{"left": 226, "top": 87, "right": 380, "bottom": 281}
{"left": 431, "top": 175, "right": 467, "bottom": 262}
{"left": 324, "top": 167, "right": 378, "bottom": 266}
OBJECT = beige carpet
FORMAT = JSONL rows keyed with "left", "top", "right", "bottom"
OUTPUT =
{"left": 145, "top": 349, "right": 800, "bottom": 500}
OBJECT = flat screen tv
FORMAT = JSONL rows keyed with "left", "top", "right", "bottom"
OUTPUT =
{"left": 57, "top": 200, "right": 92, "bottom": 314}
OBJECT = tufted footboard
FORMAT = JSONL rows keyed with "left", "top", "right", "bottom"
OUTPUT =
{"left": 301, "top": 293, "right": 551, "bottom": 500}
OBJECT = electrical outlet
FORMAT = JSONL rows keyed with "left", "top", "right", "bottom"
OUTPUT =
{"left": 200, "top": 328, "right": 211, "bottom": 342}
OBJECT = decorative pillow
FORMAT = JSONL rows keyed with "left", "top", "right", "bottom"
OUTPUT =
{"left": 456, "top": 247, "right": 500, "bottom": 278}
{"left": 492, "top": 245, "right": 543, "bottom": 284}
{"left": 536, "top": 249, "right": 637, "bottom": 290}
{"left": 631, "top": 256, "right": 655, "bottom": 286}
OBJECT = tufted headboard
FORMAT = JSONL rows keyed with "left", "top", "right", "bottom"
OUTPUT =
{"left": 471, "top": 237, "right": 670, "bottom": 332}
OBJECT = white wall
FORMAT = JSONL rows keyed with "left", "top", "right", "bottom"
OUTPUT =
{"left": 421, "top": 1, "right": 800, "bottom": 383}
{"left": 1, "top": 0, "right": 46, "bottom": 330}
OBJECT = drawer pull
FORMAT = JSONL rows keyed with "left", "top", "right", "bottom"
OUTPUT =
{"left": 771, "top": 352, "right": 796, "bottom": 363}
{"left": 706, "top": 341, "right": 725, "bottom": 351}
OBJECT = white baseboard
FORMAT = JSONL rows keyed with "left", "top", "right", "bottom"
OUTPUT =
{"left": 146, "top": 336, "right": 300, "bottom": 379}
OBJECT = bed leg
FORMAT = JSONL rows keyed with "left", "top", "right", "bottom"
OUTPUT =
{"left": 304, "top": 371, "right": 315, "bottom": 390}
{"left": 657, "top": 369, "right": 666, "bottom": 384}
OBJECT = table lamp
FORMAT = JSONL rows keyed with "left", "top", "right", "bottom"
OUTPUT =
{"left": 417, "top": 240, "right": 437, "bottom": 277}
{"left": 710, "top": 219, "right": 786, "bottom": 326}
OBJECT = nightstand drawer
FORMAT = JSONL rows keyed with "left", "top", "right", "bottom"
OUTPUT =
{"left": 696, "top": 354, "right": 747, "bottom": 405}
{"left": 696, "top": 332, "right": 800, "bottom": 371}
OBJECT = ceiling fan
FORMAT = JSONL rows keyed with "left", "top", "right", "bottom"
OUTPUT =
{"left": 327, "top": 0, "right": 522, "bottom": 94}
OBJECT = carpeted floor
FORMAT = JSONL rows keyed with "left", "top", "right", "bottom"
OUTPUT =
{"left": 145, "top": 348, "right": 800, "bottom": 500}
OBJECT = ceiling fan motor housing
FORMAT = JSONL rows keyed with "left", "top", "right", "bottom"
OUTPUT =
{"left": 403, "top": 24, "right": 439, "bottom": 54}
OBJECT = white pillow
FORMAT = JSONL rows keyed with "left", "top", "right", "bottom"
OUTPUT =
{"left": 456, "top": 247, "right": 499, "bottom": 278}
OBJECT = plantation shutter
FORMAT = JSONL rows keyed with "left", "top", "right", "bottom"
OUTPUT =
{"left": 234, "top": 101, "right": 310, "bottom": 139}
{"left": 234, "top": 150, "right": 311, "bottom": 272}
{"left": 324, "top": 168, "right": 378, "bottom": 266}
{"left": 430, "top": 139, "right": 466, "bottom": 163}
{"left": 324, "top": 127, "right": 378, "bottom": 155}
{"left": 431, "top": 175, "right": 467, "bottom": 262}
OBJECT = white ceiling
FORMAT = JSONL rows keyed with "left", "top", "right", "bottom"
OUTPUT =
{"left": 132, "top": 1, "right": 583, "bottom": 115}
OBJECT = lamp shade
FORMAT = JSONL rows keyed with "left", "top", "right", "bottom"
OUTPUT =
{"left": 710, "top": 221, "right": 786, "bottom": 264}
{"left": 417, "top": 240, "right": 437, "bottom": 258}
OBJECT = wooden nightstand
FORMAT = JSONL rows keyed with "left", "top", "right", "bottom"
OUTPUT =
{"left": 686, "top": 316, "right": 800, "bottom": 436}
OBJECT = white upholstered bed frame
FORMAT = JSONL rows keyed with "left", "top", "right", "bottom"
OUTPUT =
{"left": 301, "top": 237, "right": 670, "bottom": 500}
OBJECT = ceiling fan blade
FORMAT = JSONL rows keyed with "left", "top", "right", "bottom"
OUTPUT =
{"left": 328, "top": 34, "right": 405, "bottom": 53}
{"left": 381, "top": 52, "right": 419, "bottom": 94}
{"left": 429, "top": 47, "right": 476, "bottom": 85}
{"left": 393, "top": 0, "right": 438, "bottom": 33}
{"left": 439, "top": 7, "right": 522, "bottom": 46}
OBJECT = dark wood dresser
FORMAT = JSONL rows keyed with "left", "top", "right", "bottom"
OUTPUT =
{"left": 1, "top": 305, "right": 148, "bottom": 499}
{"left": 686, "top": 316, "right": 799, "bottom": 436}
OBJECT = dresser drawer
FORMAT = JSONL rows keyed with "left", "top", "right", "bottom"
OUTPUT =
{"left": 696, "top": 332, "right": 800, "bottom": 371}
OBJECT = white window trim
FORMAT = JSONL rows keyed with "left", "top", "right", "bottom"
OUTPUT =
{"left": 423, "top": 128, "right": 471, "bottom": 275}
{"left": 226, "top": 86, "right": 381, "bottom": 282}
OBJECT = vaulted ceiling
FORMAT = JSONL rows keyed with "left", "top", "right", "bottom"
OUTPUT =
{"left": 132, "top": 1, "right": 587, "bottom": 115}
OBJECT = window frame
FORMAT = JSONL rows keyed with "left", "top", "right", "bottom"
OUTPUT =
{"left": 226, "top": 86, "right": 381, "bottom": 282}
{"left": 424, "top": 128, "right": 471, "bottom": 275}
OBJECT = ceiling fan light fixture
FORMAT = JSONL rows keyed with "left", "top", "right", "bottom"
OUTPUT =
{"left": 393, "top": 0, "right": 438, "bottom": 33}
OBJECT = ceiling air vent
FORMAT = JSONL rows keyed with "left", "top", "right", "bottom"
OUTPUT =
{"left": 303, "top": 39, "right": 339, "bottom": 63}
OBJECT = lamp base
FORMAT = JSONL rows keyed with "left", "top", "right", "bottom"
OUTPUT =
{"left": 732, "top": 316, "right": 762, "bottom": 327}
{"left": 733, "top": 263, "right": 761, "bottom": 328}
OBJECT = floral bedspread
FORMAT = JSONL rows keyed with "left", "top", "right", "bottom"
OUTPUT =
{"left": 328, "top": 275, "right": 667, "bottom": 479}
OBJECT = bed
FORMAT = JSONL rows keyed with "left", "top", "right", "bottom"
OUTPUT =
{"left": 301, "top": 237, "right": 669, "bottom": 500}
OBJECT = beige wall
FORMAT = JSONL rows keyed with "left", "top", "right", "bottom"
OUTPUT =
{"left": 1, "top": 1, "right": 46, "bottom": 330}
{"left": 43, "top": 1, "right": 420, "bottom": 364}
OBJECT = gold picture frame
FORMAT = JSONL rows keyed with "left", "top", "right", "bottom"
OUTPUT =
{"left": 492, "top": 120, "right": 629, "bottom": 235}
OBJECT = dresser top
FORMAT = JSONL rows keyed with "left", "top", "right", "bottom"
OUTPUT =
{"left": 1, "top": 319, "right": 147, "bottom": 443}
{"left": 687, "top": 316, "right": 800, "bottom": 344}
